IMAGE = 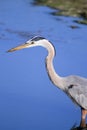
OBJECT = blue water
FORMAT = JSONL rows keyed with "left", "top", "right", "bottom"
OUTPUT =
{"left": 0, "top": 0, "right": 87, "bottom": 129}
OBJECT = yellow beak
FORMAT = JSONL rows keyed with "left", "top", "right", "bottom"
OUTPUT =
{"left": 7, "top": 43, "right": 29, "bottom": 52}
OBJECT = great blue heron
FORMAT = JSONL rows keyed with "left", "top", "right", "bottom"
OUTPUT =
{"left": 8, "top": 36, "right": 87, "bottom": 127}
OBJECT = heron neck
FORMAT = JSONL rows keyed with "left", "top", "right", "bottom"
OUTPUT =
{"left": 45, "top": 43, "right": 65, "bottom": 90}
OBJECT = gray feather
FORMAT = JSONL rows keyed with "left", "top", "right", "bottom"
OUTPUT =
{"left": 64, "top": 75, "right": 87, "bottom": 109}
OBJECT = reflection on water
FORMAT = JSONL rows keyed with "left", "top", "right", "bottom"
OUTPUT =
{"left": 71, "top": 119, "right": 87, "bottom": 130}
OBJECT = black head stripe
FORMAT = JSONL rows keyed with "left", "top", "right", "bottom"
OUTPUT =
{"left": 31, "top": 36, "right": 45, "bottom": 41}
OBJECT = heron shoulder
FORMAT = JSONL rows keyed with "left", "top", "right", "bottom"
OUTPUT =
{"left": 65, "top": 75, "right": 87, "bottom": 86}
{"left": 64, "top": 75, "right": 87, "bottom": 109}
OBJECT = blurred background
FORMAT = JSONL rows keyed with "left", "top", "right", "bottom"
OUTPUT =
{"left": 0, "top": 0, "right": 87, "bottom": 129}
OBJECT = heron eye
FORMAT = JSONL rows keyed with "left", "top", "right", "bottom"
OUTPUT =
{"left": 31, "top": 41, "right": 34, "bottom": 44}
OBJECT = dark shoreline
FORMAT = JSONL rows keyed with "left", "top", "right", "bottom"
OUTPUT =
{"left": 34, "top": 0, "right": 87, "bottom": 25}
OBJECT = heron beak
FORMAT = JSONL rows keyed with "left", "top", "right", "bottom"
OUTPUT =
{"left": 7, "top": 42, "right": 31, "bottom": 52}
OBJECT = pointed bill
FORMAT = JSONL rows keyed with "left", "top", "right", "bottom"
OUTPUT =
{"left": 7, "top": 43, "right": 30, "bottom": 52}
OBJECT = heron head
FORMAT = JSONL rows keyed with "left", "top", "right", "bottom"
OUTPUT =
{"left": 7, "top": 36, "right": 46, "bottom": 52}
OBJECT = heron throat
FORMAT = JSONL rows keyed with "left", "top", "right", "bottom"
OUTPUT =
{"left": 44, "top": 41, "right": 65, "bottom": 90}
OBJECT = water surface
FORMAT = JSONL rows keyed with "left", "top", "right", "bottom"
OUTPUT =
{"left": 0, "top": 0, "right": 87, "bottom": 129}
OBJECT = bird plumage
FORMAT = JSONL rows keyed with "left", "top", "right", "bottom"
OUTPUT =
{"left": 8, "top": 36, "right": 87, "bottom": 124}
{"left": 64, "top": 75, "right": 87, "bottom": 109}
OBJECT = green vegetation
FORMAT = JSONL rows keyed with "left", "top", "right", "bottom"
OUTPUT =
{"left": 34, "top": 0, "right": 87, "bottom": 24}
